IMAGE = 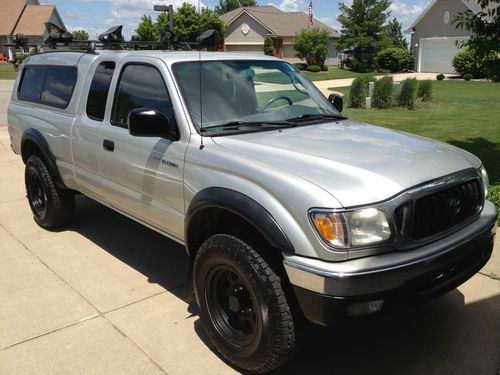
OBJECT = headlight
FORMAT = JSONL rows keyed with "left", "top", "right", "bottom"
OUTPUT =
{"left": 310, "top": 208, "right": 392, "bottom": 249}
{"left": 479, "top": 166, "right": 489, "bottom": 197}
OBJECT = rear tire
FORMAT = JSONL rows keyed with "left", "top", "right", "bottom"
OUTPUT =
{"left": 193, "top": 234, "right": 298, "bottom": 373}
{"left": 25, "top": 155, "right": 74, "bottom": 229}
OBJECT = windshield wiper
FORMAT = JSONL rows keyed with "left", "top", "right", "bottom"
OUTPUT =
{"left": 287, "top": 113, "right": 346, "bottom": 123}
{"left": 200, "top": 120, "right": 297, "bottom": 133}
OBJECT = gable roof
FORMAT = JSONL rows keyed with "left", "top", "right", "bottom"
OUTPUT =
{"left": 14, "top": 5, "right": 58, "bottom": 35}
{"left": 406, "top": 0, "right": 491, "bottom": 32}
{"left": 0, "top": 0, "right": 27, "bottom": 35}
{"left": 220, "top": 5, "right": 340, "bottom": 38}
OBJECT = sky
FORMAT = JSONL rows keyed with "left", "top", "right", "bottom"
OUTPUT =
{"left": 40, "top": 0, "right": 429, "bottom": 39}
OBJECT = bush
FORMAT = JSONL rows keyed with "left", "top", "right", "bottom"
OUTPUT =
{"left": 293, "top": 63, "right": 308, "bottom": 71}
{"left": 436, "top": 73, "right": 445, "bottom": 80}
{"left": 398, "top": 78, "right": 417, "bottom": 109}
{"left": 488, "top": 184, "right": 500, "bottom": 212}
{"left": 306, "top": 64, "right": 322, "bottom": 72}
{"left": 417, "top": 80, "right": 432, "bottom": 102}
{"left": 452, "top": 48, "right": 493, "bottom": 78}
{"left": 372, "top": 76, "right": 394, "bottom": 109}
{"left": 293, "top": 27, "right": 329, "bottom": 66}
{"left": 464, "top": 73, "right": 473, "bottom": 81}
{"left": 376, "top": 47, "right": 415, "bottom": 73}
{"left": 263, "top": 37, "right": 274, "bottom": 56}
{"left": 321, "top": 65, "right": 329, "bottom": 72}
{"left": 349, "top": 76, "right": 368, "bottom": 108}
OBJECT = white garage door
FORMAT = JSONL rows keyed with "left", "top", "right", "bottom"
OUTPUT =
{"left": 225, "top": 45, "right": 264, "bottom": 54}
{"left": 419, "top": 38, "right": 467, "bottom": 74}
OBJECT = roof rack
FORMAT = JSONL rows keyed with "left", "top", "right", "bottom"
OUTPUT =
{"left": 5, "top": 22, "right": 217, "bottom": 55}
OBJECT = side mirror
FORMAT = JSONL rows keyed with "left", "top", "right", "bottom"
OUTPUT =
{"left": 328, "top": 93, "right": 343, "bottom": 113}
{"left": 127, "top": 108, "right": 178, "bottom": 140}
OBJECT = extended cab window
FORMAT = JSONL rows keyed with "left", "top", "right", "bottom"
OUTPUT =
{"left": 18, "top": 66, "right": 77, "bottom": 108}
{"left": 111, "top": 64, "right": 173, "bottom": 128}
{"left": 86, "top": 62, "right": 116, "bottom": 121}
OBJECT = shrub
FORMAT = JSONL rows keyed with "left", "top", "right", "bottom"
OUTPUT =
{"left": 321, "top": 65, "right": 329, "bottom": 71}
{"left": 417, "top": 80, "right": 432, "bottom": 102}
{"left": 372, "top": 76, "right": 394, "bottom": 109}
{"left": 436, "top": 73, "right": 445, "bottom": 80}
{"left": 263, "top": 37, "right": 274, "bottom": 56}
{"left": 293, "top": 63, "right": 308, "bottom": 71}
{"left": 398, "top": 78, "right": 417, "bottom": 109}
{"left": 293, "top": 27, "right": 329, "bottom": 66}
{"left": 306, "top": 64, "right": 321, "bottom": 72}
{"left": 349, "top": 76, "right": 368, "bottom": 108}
{"left": 376, "top": 47, "right": 415, "bottom": 73}
{"left": 464, "top": 73, "right": 473, "bottom": 81}
{"left": 452, "top": 48, "right": 494, "bottom": 78}
{"left": 488, "top": 184, "right": 500, "bottom": 212}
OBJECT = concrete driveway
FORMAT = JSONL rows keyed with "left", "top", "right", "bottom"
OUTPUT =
{"left": 0, "top": 79, "right": 499, "bottom": 374}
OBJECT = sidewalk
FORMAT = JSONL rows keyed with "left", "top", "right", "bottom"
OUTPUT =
{"left": 0, "top": 78, "right": 499, "bottom": 375}
{"left": 313, "top": 72, "right": 443, "bottom": 97}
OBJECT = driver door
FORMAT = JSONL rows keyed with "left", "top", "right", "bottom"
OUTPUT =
{"left": 99, "top": 58, "right": 187, "bottom": 240}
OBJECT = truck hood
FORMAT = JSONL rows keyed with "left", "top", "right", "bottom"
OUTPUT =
{"left": 212, "top": 120, "right": 481, "bottom": 207}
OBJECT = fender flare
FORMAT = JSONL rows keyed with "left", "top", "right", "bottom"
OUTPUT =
{"left": 185, "top": 187, "right": 295, "bottom": 254}
{"left": 21, "top": 128, "right": 66, "bottom": 189}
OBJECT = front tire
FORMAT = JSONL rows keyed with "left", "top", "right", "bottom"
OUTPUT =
{"left": 193, "top": 234, "right": 298, "bottom": 373}
{"left": 25, "top": 155, "right": 74, "bottom": 229}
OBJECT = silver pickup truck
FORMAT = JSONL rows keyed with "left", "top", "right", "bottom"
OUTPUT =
{"left": 8, "top": 50, "right": 497, "bottom": 373}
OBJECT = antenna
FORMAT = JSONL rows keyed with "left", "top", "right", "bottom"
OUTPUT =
{"left": 198, "top": 0, "right": 204, "bottom": 150}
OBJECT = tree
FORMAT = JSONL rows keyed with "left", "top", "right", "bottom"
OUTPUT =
{"left": 264, "top": 37, "right": 274, "bottom": 55}
{"left": 72, "top": 29, "right": 89, "bottom": 41}
{"left": 136, "top": 15, "right": 158, "bottom": 41}
{"left": 293, "top": 28, "right": 330, "bottom": 66}
{"left": 215, "top": 0, "right": 258, "bottom": 15}
{"left": 136, "top": 4, "right": 225, "bottom": 45}
{"left": 337, "top": 0, "right": 391, "bottom": 72}
{"left": 453, "top": 0, "right": 500, "bottom": 80}
{"left": 384, "top": 18, "right": 408, "bottom": 49}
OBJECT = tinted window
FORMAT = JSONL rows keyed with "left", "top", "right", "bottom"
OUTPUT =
{"left": 86, "top": 62, "right": 116, "bottom": 121}
{"left": 41, "top": 67, "right": 77, "bottom": 107}
{"left": 18, "top": 67, "right": 45, "bottom": 102}
{"left": 111, "top": 64, "right": 172, "bottom": 127}
{"left": 18, "top": 66, "right": 77, "bottom": 108}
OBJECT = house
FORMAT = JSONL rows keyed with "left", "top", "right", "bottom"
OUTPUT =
{"left": 0, "top": 0, "right": 66, "bottom": 60}
{"left": 219, "top": 6, "right": 340, "bottom": 65}
{"left": 406, "top": 0, "right": 488, "bottom": 73}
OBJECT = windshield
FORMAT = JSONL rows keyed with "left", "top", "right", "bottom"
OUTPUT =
{"left": 172, "top": 60, "right": 342, "bottom": 134}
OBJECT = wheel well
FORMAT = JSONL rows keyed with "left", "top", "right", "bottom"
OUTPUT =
{"left": 184, "top": 208, "right": 287, "bottom": 300}
{"left": 21, "top": 139, "right": 43, "bottom": 164}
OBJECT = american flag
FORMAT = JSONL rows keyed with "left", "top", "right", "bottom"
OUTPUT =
{"left": 308, "top": 0, "right": 314, "bottom": 26}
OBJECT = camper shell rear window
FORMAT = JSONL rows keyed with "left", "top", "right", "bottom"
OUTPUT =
{"left": 18, "top": 65, "right": 77, "bottom": 108}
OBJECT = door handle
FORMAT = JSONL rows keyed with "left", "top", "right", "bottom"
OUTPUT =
{"left": 103, "top": 139, "right": 115, "bottom": 152}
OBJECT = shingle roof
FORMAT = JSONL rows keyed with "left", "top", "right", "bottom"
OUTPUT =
{"left": 0, "top": 0, "right": 27, "bottom": 35}
{"left": 220, "top": 5, "right": 340, "bottom": 38}
{"left": 14, "top": 5, "right": 55, "bottom": 35}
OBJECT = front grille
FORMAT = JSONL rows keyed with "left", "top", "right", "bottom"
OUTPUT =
{"left": 411, "top": 178, "right": 483, "bottom": 240}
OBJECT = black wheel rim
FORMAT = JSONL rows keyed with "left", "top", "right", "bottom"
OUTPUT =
{"left": 28, "top": 170, "right": 46, "bottom": 217}
{"left": 205, "top": 265, "right": 260, "bottom": 347}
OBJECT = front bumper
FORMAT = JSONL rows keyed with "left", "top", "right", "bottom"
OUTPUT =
{"left": 285, "top": 201, "right": 497, "bottom": 326}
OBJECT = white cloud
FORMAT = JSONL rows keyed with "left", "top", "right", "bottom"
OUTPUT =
{"left": 389, "top": 0, "right": 426, "bottom": 28}
{"left": 274, "top": 0, "right": 305, "bottom": 12}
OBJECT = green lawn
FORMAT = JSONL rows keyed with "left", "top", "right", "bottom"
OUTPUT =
{"left": 335, "top": 80, "right": 500, "bottom": 211}
{"left": 0, "top": 63, "right": 19, "bottom": 80}
{"left": 304, "top": 68, "right": 388, "bottom": 81}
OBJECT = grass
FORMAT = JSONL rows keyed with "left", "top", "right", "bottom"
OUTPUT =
{"left": 256, "top": 67, "right": 386, "bottom": 84}
{"left": 304, "top": 68, "right": 388, "bottom": 81}
{"left": 335, "top": 80, "right": 500, "bottom": 216}
{"left": 0, "top": 62, "right": 19, "bottom": 80}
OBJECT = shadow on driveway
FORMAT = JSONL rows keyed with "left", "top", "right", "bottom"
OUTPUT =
{"left": 70, "top": 195, "right": 499, "bottom": 374}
